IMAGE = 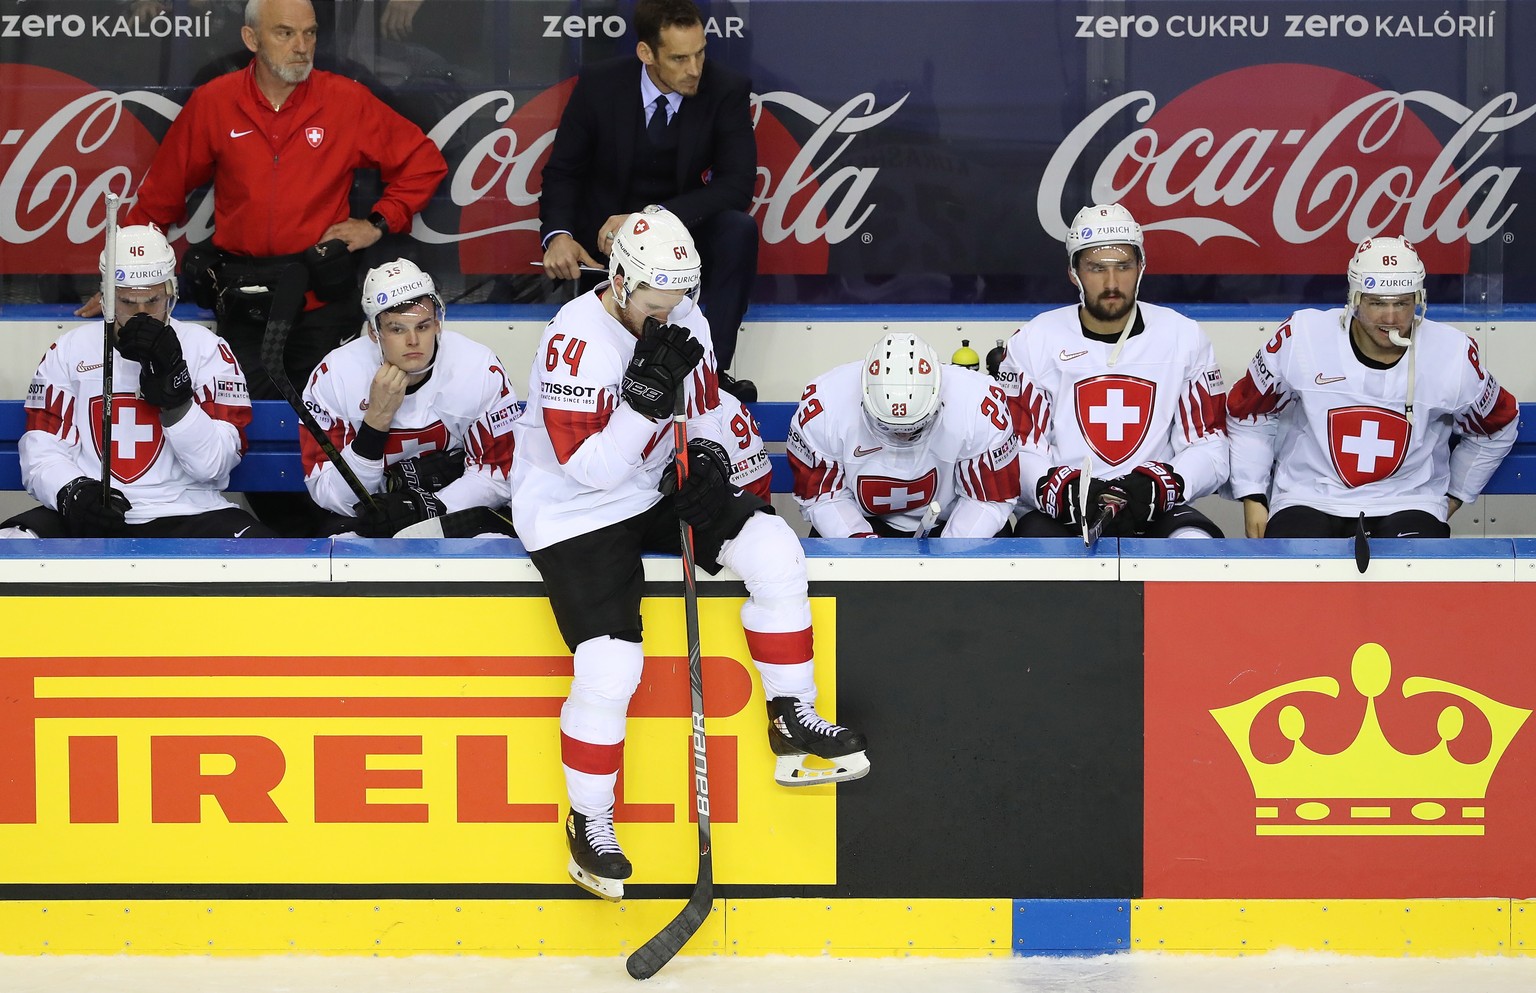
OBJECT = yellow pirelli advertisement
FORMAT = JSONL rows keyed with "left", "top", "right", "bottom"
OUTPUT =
{"left": 0, "top": 595, "right": 839, "bottom": 886}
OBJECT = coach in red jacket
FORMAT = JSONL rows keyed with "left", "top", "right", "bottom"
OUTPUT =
{"left": 125, "top": 0, "right": 447, "bottom": 401}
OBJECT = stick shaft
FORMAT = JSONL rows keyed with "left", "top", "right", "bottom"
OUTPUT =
{"left": 99, "top": 194, "right": 120, "bottom": 499}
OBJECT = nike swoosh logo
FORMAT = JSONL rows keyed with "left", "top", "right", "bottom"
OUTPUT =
{"left": 853, "top": 445, "right": 883, "bottom": 457}
{"left": 1397, "top": 532, "right": 1419, "bottom": 537}
{"left": 1315, "top": 373, "right": 1346, "bottom": 385}
{"left": 1060, "top": 349, "right": 1089, "bottom": 361}
{"left": 234, "top": 526, "right": 252, "bottom": 537}
{"left": 230, "top": 129, "right": 254, "bottom": 138}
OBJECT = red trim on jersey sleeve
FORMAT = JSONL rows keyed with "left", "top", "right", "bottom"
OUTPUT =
{"left": 1008, "top": 383, "right": 1049, "bottom": 446}
{"left": 788, "top": 449, "right": 843, "bottom": 500}
{"left": 746, "top": 471, "right": 772, "bottom": 502}
{"left": 465, "top": 420, "right": 515, "bottom": 478}
{"left": 299, "top": 419, "right": 355, "bottom": 475}
{"left": 545, "top": 392, "right": 617, "bottom": 464}
{"left": 1180, "top": 379, "right": 1227, "bottom": 442}
{"left": 687, "top": 361, "right": 721, "bottom": 418}
{"left": 560, "top": 732, "right": 624, "bottom": 776}
{"left": 26, "top": 385, "right": 75, "bottom": 439}
{"left": 963, "top": 450, "right": 1023, "bottom": 503}
{"left": 1459, "top": 385, "right": 1519, "bottom": 436}
{"left": 744, "top": 627, "right": 815, "bottom": 665}
{"left": 200, "top": 395, "right": 252, "bottom": 455}
{"left": 1225, "top": 372, "right": 1281, "bottom": 420}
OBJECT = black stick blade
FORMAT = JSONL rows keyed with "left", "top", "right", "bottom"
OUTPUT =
{"left": 625, "top": 874, "right": 713, "bottom": 980}
{"left": 1354, "top": 512, "right": 1370, "bottom": 574}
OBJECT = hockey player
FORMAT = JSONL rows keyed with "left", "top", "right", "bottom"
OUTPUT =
{"left": 787, "top": 332, "right": 1020, "bottom": 537}
{"left": 510, "top": 205, "right": 869, "bottom": 902}
{"left": 1227, "top": 237, "right": 1517, "bottom": 538}
{"left": 1000, "top": 203, "right": 1228, "bottom": 538}
{"left": 1, "top": 225, "right": 275, "bottom": 538}
{"left": 301, "top": 259, "right": 520, "bottom": 537}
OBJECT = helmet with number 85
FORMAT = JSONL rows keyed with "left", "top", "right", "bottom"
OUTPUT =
{"left": 862, "top": 333, "right": 943, "bottom": 447}
{"left": 101, "top": 224, "right": 178, "bottom": 315}
{"left": 608, "top": 204, "right": 701, "bottom": 310}
{"left": 362, "top": 258, "right": 444, "bottom": 333}
{"left": 1346, "top": 236, "right": 1426, "bottom": 346}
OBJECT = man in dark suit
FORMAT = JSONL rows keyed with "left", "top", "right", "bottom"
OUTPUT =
{"left": 540, "top": 0, "right": 759, "bottom": 402}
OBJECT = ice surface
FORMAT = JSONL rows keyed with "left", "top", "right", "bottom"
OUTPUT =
{"left": 3, "top": 952, "right": 1535, "bottom": 993}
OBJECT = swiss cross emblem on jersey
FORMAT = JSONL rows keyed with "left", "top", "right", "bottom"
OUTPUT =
{"left": 88, "top": 395, "right": 165, "bottom": 484}
{"left": 1074, "top": 375, "right": 1156, "bottom": 467}
{"left": 384, "top": 422, "right": 452, "bottom": 462}
{"left": 1327, "top": 406, "right": 1411, "bottom": 487}
{"left": 305, "top": 127, "right": 325, "bottom": 148}
{"left": 856, "top": 468, "right": 938, "bottom": 516}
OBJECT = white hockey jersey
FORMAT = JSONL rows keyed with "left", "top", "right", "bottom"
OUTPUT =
{"left": 786, "top": 361, "right": 1021, "bottom": 537}
{"left": 690, "top": 392, "right": 772, "bottom": 502}
{"left": 301, "top": 330, "right": 520, "bottom": 516}
{"left": 1226, "top": 308, "right": 1518, "bottom": 519}
{"left": 21, "top": 318, "right": 251, "bottom": 522}
{"left": 509, "top": 286, "right": 723, "bottom": 552}
{"left": 998, "top": 302, "right": 1228, "bottom": 510}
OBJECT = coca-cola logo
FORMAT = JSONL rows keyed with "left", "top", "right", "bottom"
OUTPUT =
{"left": 442, "top": 80, "right": 902, "bottom": 275}
{"left": 0, "top": 64, "right": 165, "bottom": 274}
{"left": 1039, "top": 63, "right": 1536, "bottom": 274}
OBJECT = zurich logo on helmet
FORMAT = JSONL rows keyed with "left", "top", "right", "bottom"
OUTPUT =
{"left": 654, "top": 273, "right": 669, "bottom": 285}
{"left": 376, "top": 292, "right": 390, "bottom": 305}
{"left": 1364, "top": 277, "right": 1377, "bottom": 289}
{"left": 1081, "top": 227, "right": 1094, "bottom": 239}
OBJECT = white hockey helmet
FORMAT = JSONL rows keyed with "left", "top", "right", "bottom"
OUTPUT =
{"left": 608, "top": 204, "right": 701, "bottom": 310}
{"left": 1065, "top": 203, "right": 1144, "bottom": 267}
{"left": 861, "top": 333, "right": 943, "bottom": 447}
{"left": 362, "top": 257, "right": 444, "bottom": 333}
{"left": 100, "top": 224, "right": 178, "bottom": 315}
{"left": 1346, "top": 236, "right": 1426, "bottom": 346}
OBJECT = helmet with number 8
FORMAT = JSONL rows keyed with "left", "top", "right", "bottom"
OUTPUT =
{"left": 608, "top": 204, "right": 701, "bottom": 309}
{"left": 1346, "top": 236, "right": 1426, "bottom": 346}
{"left": 101, "top": 224, "right": 178, "bottom": 315}
{"left": 862, "top": 333, "right": 943, "bottom": 447}
{"left": 362, "top": 258, "right": 444, "bottom": 333}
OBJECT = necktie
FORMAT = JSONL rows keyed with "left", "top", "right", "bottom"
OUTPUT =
{"left": 647, "top": 95, "right": 670, "bottom": 144}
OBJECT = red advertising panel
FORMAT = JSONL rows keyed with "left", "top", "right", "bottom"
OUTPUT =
{"left": 1145, "top": 582, "right": 1536, "bottom": 898}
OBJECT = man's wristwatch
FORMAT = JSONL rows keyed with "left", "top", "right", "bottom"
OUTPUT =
{"left": 366, "top": 211, "right": 390, "bottom": 236}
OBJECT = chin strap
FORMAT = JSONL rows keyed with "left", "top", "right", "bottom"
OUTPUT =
{"left": 1106, "top": 304, "right": 1138, "bottom": 368}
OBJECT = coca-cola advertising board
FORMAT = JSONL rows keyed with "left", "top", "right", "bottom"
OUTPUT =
{"left": 0, "top": 0, "right": 1532, "bottom": 306}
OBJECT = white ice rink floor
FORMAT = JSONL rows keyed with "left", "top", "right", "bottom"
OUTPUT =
{"left": 4, "top": 953, "right": 1536, "bottom": 993}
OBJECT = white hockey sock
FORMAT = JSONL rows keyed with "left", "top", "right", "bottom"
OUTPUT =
{"left": 561, "top": 635, "right": 645, "bottom": 816}
{"left": 1167, "top": 526, "right": 1215, "bottom": 539}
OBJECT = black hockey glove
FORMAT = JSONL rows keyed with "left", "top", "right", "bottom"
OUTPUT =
{"left": 116, "top": 314, "right": 193, "bottom": 409}
{"left": 56, "top": 476, "right": 131, "bottom": 537}
{"left": 620, "top": 317, "right": 704, "bottom": 420}
{"left": 353, "top": 487, "right": 446, "bottom": 538}
{"left": 1114, "top": 461, "right": 1186, "bottom": 524}
{"left": 669, "top": 437, "right": 735, "bottom": 529}
{"left": 1036, "top": 465, "right": 1114, "bottom": 525}
{"left": 384, "top": 448, "right": 466, "bottom": 493}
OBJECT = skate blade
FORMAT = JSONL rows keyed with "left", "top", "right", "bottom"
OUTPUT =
{"left": 774, "top": 750, "right": 871, "bottom": 787}
{"left": 567, "top": 859, "right": 624, "bottom": 902}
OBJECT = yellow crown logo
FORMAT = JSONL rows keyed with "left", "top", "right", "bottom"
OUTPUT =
{"left": 1210, "top": 643, "right": 1530, "bottom": 836}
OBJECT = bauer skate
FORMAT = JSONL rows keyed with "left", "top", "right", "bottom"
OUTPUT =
{"left": 566, "top": 809, "right": 631, "bottom": 901}
{"left": 766, "top": 696, "right": 871, "bottom": 787}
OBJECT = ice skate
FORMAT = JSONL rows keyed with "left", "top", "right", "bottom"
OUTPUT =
{"left": 566, "top": 809, "right": 631, "bottom": 901}
{"left": 766, "top": 696, "right": 871, "bottom": 787}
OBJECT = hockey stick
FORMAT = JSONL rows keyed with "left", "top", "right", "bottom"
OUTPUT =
{"left": 1078, "top": 455, "right": 1093, "bottom": 545}
{"left": 1354, "top": 511, "right": 1371, "bottom": 574}
{"left": 391, "top": 505, "right": 515, "bottom": 539}
{"left": 626, "top": 384, "right": 712, "bottom": 982}
{"left": 99, "top": 193, "right": 120, "bottom": 501}
{"left": 1084, "top": 492, "right": 1126, "bottom": 548}
{"left": 913, "top": 499, "right": 941, "bottom": 539}
{"left": 259, "top": 263, "right": 378, "bottom": 513}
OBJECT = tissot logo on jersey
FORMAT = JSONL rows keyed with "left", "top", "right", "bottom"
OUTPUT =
{"left": 1074, "top": 375, "right": 1156, "bottom": 466}
{"left": 541, "top": 381, "right": 599, "bottom": 402}
{"left": 1327, "top": 405, "right": 1411, "bottom": 487}
{"left": 214, "top": 379, "right": 248, "bottom": 403}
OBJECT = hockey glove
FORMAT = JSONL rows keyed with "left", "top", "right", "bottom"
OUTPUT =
{"left": 1115, "top": 461, "right": 1186, "bottom": 524}
{"left": 620, "top": 318, "right": 704, "bottom": 420}
{"left": 1036, "top": 465, "right": 1114, "bottom": 525}
{"left": 384, "top": 448, "right": 466, "bottom": 493}
{"left": 670, "top": 437, "right": 735, "bottom": 529}
{"left": 116, "top": 314, "right": 194, "bottom": 409}
{"left": 56, "top": 476, "right": 131, "bottom": 537}
{"left": 353, "top": 487, "right": 446, "bottom": 538}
